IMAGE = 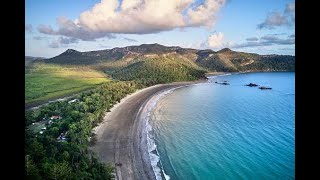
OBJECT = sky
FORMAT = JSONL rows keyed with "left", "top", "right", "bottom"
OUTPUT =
{"left": 25, "top": 0, "right": 295, "bottom": 58}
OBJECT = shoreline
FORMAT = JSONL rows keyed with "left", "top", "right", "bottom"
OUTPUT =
{"left": 90, "top": 80, "right": 206, "bottom": 180}
{"left": 138, "top": 83, "right": 200, "bottom": 180}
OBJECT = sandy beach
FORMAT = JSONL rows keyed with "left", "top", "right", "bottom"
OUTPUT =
{"left": 90, "top": 80, "right": 205, "bottom": 180}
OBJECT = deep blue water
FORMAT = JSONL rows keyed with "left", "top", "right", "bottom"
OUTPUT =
{"left": 150, "top": 72, "right": 295, "bottom": 179}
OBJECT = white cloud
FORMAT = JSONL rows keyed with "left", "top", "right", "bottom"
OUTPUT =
{"left": 208, "top": 32, "right": 224, "bottom": 48}
{"left": 121, "top": 0, "right": 142, "bottom": 10}
{"left": 187, "top": 0, "right": 225, "bottom": 27}
{"left": 257, "top": 12, "right": 288, "bottom": 29}
{"left": 78, "top": 0, "right": 225, "bottom": 33}
{"left": 258, "top": 1, "right": 295, "bottom": 29}
{"left": 39, "top": 0, "right": 226, "bottom": 41}
{"left": 206, "top": 32, "right": 234, "bottom": 49}
{"left": 38, "top": 17, "right": 116, "bottom": 41}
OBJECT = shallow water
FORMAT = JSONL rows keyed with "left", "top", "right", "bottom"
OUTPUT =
{"left": 149, "top": 72, "right": 295, "bottom": 179}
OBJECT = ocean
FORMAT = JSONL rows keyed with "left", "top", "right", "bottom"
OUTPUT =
{"left": 147, "top": 72, "right": 295, "bottom": 179}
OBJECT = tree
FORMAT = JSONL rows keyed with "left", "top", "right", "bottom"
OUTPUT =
{"left": 26, "top": 140, "right": 45, "bottom": 163}
{"left": 47, "top": 161, "right": 71, "bottom": 180}
{"left": 25, "top": 155, "right": 41, "bottom": 179}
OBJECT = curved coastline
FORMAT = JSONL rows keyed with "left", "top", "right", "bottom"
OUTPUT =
{"left": 91, "top": 80, "right": 206, "bottom": 180}
{"left": 141, "top": 84, "right": 198, "bottom": 180}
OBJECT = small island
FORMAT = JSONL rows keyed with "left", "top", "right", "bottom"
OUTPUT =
{"left": 245, "top": 83, "right": 259, "bottom": 87}
{"left": 214, "top": 81, "right": 230, "bottom": 85}
{"left": 259, "top": 86, "right": 272, "bottom": 90}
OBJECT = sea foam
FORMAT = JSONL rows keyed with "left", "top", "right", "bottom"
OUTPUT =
{"left": 144, "top": 88, "right": 176, "bottom": 180}
{"left": 142, "top": 84, "right": 198, "bottom": 180}
{"left": 144, "top": 85, "right": 195, "bottom": 180}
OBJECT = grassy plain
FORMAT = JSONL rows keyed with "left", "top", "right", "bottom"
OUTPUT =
{"left": 25, "top": 63, "right": 109, "bottom": 104}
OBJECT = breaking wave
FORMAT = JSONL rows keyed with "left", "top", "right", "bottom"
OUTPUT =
{"left": 143, "top": 85, "right": 196, "bottom": 180}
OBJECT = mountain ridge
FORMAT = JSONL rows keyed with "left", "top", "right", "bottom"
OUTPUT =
{"left": 48, "top": 43, "right": 293, "bottom": 59}
{"left": 36, "top": 43, "right": 294, "bottom": 74}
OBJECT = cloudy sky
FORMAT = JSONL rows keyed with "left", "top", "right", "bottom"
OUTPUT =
{"left": 25, "top": 0, "right": 295, "bottom": 58}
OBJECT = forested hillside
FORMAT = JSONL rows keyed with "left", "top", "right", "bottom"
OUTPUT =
{"left": 111, "top": 57, "right": 207, "bottom": 86}
{"left": 195, "top": 48, "right": 294, "bottom": 72}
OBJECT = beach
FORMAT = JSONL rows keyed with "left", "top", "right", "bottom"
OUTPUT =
{"left": 90, "top": 80, "right": 205, "bottom": 180}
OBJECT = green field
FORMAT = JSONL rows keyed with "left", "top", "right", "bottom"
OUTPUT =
{"left": 25, "top": 63, "right": 110, "bottom": 104}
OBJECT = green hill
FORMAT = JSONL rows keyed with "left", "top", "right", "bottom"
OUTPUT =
{"left": 195, "top": 48, "right": 294, "bottom": 72}
{"left": 111, "top": 57, "right": 207, "bottom": 86}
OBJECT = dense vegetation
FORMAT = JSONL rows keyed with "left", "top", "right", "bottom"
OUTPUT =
{"left": 111, "top": 58, "right": 207, "bottom": 86}
{"left": 257, "top": 55, "right": 295, "bottom": 71}
{"left": 25, "top": 63, "right": 109, "bottom": 104}
{"left": 25, "top": 81, "right": 140, "bottom": 179}
{"left": 195, "top": 49, "right": 295, "bottom": 72}
{"left": 42, "top": 49, "right": 116, "bottom": 65}
{"left": 196, "top": 53, "right": 238, "bottom": 72}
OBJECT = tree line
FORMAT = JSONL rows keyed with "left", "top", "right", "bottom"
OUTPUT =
{"left": 25, "top": 81, "right": 139, "bottom": 179}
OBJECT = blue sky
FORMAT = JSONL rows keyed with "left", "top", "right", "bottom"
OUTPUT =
{"left": 25, "top": 0, "right": 295, "bottom": 58}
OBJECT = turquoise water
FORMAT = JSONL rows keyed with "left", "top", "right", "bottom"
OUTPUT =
{"left": 150, "top": 72, "right": 295, "bottom": 179}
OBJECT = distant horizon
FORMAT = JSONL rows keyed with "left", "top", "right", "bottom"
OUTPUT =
{"left": 25, "top": 42, "right": 295, "bottom": 59}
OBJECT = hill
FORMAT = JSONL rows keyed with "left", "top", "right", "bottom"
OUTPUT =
{"left": 195, "top": 48, "right": 294, "bottom": 72}
{"left": 41, "top": 43, "right": 196, "bottom": 66}
{"left": 112, "top": 57, "right": 207, "bottom": 86}
{"left": 42, "top": 43, "right": 295, "bottom": 73}
{"left": 25, "top": 56, "right": 45, "bottom": 65}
